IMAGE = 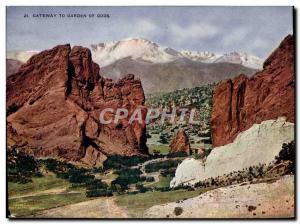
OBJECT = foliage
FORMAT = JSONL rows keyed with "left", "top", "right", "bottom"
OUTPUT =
{"left": 158, "top": 133, "right": 169, "bottom": 144}
{"left": 86, "top": 189, "right": 113, "bottom": 197}
{"left": 275, "top": 141, "right": 295, "bottom": 174}
{"left": 136, "top": 183, "right": 148, "bottom": 193}
{"left": 160, "top": 168, "right": 176, "bottom": 177}
{"left": 112, "top": 168, "right": 142, "bottom": 189}
{"left": 145, "top": 159, "right": 181, "bottom": 173}
{"left": 103, "top": 155, "right": 149, "bottom": 170}
{"left": 146, "top": 176, "right": 155, "bottom": 182}
{"left": 166, "top": 151, "right": 188, "bottom": 158}
{"left": 7, "top": 146, "right": 39, "bottom": 183}
{"left": 193, "top": 153, "right": 202, "bottom": 160}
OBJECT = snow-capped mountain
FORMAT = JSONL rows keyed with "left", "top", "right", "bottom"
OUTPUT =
{"left": 90, "top": 38, "right": 181, "bottom": 67}
{"left": 90, "top": 38, "right": 263, "bottom": 69}
{"left": 6, "top": 38, "right": 263, "bottom": 70}
{"left": 6, "top": 38, "right": 260, "bottom": 93}
{"left": 180, "top": 50, "right": 221, "bottom": 63}
{"left": 213, "top": 52, "right": 264, "bottom": 70}
{"left": 7, "top": 50, "right": 39, "bottom": 63}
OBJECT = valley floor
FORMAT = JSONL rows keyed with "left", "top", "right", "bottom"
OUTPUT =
{"left": 9, "top": 175, "right": 294, "bottom": 218}
{"left": 33, "top": 197, "right": 128, "bottom": 218}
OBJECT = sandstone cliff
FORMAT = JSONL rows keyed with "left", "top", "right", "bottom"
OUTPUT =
{"left": 7, "top": 44, "right": 148, "bottom": 166}
{"left": 211, "top": 35, "right": 294, "bottom": 147}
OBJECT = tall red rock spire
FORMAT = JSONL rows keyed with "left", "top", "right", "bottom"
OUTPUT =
{"left": 211, "top": 34, "right": 294, "bottom": 147}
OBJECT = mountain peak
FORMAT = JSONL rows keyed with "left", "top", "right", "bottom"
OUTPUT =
{"left": 7, "top": 38, "right": 264, "bottom": 70}
{"left": 90, "top": 38, "right": 263, "bottom": 69}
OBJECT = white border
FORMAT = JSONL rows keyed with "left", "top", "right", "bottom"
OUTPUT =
{"left": 1, "top": 1, "right": 299, "bottom": 224}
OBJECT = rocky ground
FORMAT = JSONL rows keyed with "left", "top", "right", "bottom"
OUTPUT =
{"left": 145, "top": 175, "right": 294, "bottom": 218}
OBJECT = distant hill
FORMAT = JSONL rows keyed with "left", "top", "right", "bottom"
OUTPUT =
{"left": 101, "top": 57, "right": 257, "bottom": 93}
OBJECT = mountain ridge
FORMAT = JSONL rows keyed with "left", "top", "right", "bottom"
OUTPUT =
{"left": 7, "top": 37, "right": 263, "bottom": 69}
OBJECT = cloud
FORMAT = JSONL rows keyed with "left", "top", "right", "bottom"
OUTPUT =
{"left": 118, "top": 19, "right": 161, "bottom": 39}
{"left": 168, "top": 22, "right": 220, "bottom": 44}
{"left": 136, "top": 20, "right": 159, "bottom": 35}
{"left": 244, "top": 37, "right": 270, "bottom": 55}
{"left": 222, "top": 27, "right": 250, "bottom": 47}
{"left": 221, "top": 27, "right": 271, "bottom": 56}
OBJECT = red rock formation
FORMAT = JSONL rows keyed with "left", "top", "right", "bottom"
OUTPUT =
{"left": 170, "top": 129, "right": 191, "bottom": 154}
{"left": 7, "top": 44, "right": 148, "bottom": 166}
{"left": 211, "top": 34, "right": 294, "bottom": 147}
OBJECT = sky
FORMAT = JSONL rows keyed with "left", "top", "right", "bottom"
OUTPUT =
{"left": 7, "top": 6, "right": 293, "bottom": 59}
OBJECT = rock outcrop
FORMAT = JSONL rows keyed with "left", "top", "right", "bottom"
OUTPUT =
{"left": 170, "top": 118, "right": 294, "bottom": 187}
{"left": 211, "top": 35, "right": 294, "bottom": 147}
{"left": 169, "top": 129, "right": 191, "bottom": 154}
{"left": 7, "top": 44, "right": 148, "bottom": 166}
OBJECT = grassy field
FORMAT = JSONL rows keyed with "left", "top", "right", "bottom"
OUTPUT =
{"left": 9, "top": 192, "right": 88, "bottom": 217}
{"left": 8, "top": 173, "right": 91, "bottom": 217}
{"left": 148, "top": 144, "right": 170, "bottom": 155}
{"left": 8, "top": 173, "right": 70, "bottom": 198}
{"left": 115, "top": 187, "right": 213, "bottom": 218}
{"left": 147, "top": 175, "right": 173, "bottom": 188}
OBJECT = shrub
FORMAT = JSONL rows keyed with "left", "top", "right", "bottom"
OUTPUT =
{"left": 86, "top": 189, "right": 113, "bottom": 197}
{"left": 110, "top": 184, "right": 122, "bottom": 193}
{"left": 145, "top": 159, "right": 181, "bottom": 173}
{"left": 275, "top": 141, "right": 295, "bottom": 173}
{"left": 56, "top": 172, "right": 69, "bottom": 179}
{"left": 86, "top": 179, "right": 108, "bottom": 190}
{"left": 69, "top": 171, "right": 94, "bottom": 184}
{"left": 136, "top": 183, "right": 148, "bottom": 193}
{"left": 112, "top": 168, "right": 142, "bottom": 189}
{"left": 103, "top": 155, "right": 149, "bottom": 170}
{"left": 193, "top": 153, "right": 202, "bottom": 160}
{"left": 167, "top": 151, "right": 188, "bottom": 158}
{"left": 146, "top": 176, "right": 155, "bottom": 182}
{"left": 7, "top": 146, "right": 40, "bottom": 183}
{"left": 174, "top": 207, "right": 183, "bottom": 216}
{"left": 160, "top": 168, "right": 176, "bottom": 177}
{"left": 158, "top": 134, "right": 169, "bottom": 144}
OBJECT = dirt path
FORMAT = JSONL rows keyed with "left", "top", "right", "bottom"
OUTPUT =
{"left": 34, "top": 197, "right": 128, "bottom": 218}
{"left": 9, "top": 187, "right": 68, "bottom": 200}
